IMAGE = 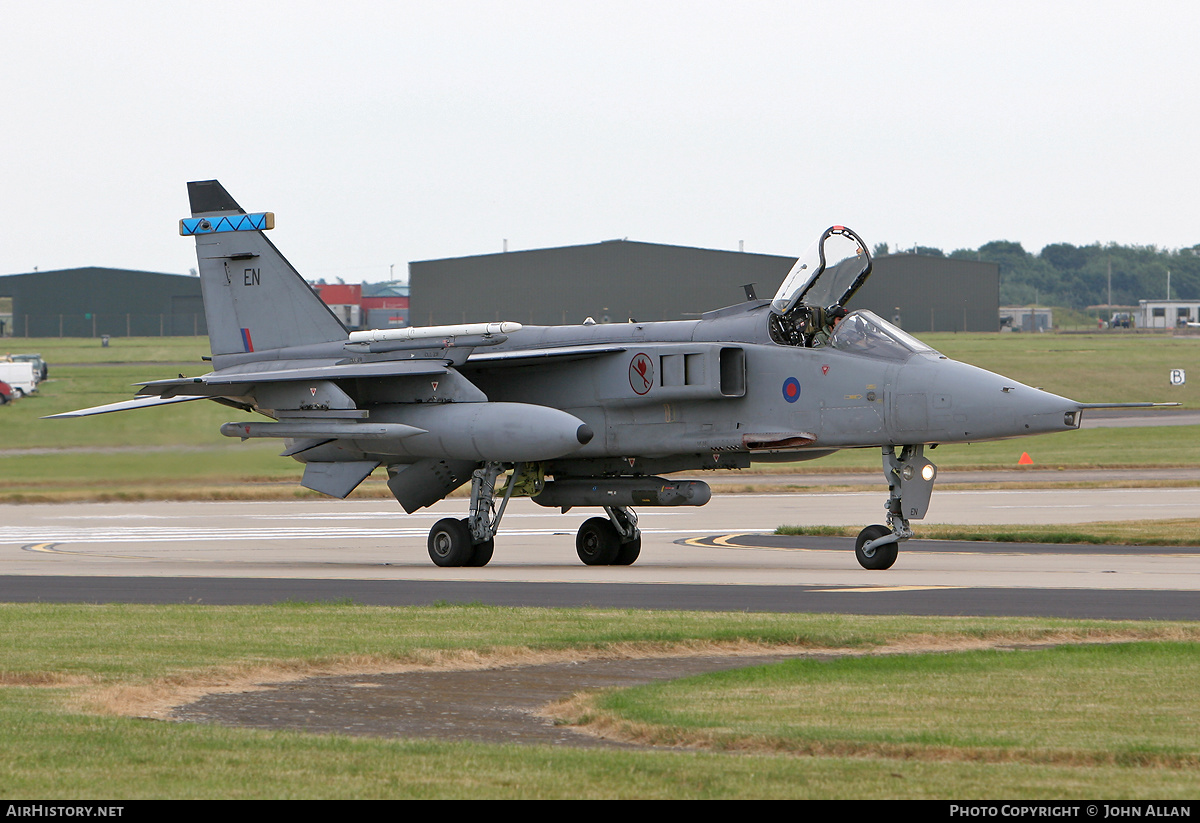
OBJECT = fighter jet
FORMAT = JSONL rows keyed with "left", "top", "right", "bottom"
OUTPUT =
{"left": 50, "top": 181, "right": 1158, "bottom": 570}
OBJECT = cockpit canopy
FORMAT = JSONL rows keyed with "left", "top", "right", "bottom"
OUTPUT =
{"left": 768, "top": 226, "right": 876, "bottom": 348}
{"left": 829, "top": 310, "right": 938, "bottom": 360}
{"left": 770, "top": 226, "right": 872, "bottom": 316}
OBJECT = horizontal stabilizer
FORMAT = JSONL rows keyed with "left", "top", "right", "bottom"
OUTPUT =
{"left": 43, "top": 395, "right": 206, "bottom": 418}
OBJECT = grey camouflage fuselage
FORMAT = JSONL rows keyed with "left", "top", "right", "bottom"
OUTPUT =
{"left": 52, "top": 181, "right": 1151, "bottom": 570}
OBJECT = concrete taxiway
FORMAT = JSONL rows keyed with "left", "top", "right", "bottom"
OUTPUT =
{"left": 2, "top": 487, "right": 1199, "bottom": 618}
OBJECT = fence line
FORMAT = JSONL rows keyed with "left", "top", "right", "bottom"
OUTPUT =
{"left": 1, "top": 314, "right": 207, "bottom": 338}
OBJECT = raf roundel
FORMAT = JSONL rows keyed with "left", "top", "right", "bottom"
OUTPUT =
{"left": 782, "top": 377, "right": 801, "bottom": 403}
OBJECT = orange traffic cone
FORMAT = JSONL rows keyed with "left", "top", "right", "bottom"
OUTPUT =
{"left": 1018, "top": 452, "right": 1033, "bottom": 465}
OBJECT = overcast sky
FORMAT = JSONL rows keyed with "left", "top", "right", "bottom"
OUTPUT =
{"left": 2, "top": 0, "right": 1198, "bottom": 282}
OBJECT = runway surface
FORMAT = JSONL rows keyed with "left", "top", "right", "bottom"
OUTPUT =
{"left": 3, "top": 487, "right": 1199, "bottom": 619}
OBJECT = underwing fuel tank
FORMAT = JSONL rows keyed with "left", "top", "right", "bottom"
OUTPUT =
{"left": 380, "top": 402, "right": 594, "bottom": 462}
{"left": 223, "top": 402, "right": 594, "bottom": 462}
{"left": 533, "top": 477, "right": 711, "bottom": 508}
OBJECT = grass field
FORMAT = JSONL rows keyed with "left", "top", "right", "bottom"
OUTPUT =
{"left": 558, "top": 641, "right": 1200, "bottom": 768}
{"left": 922, "top": 330, "right": 1199, "bottom": 407}
{"left": 2, "top": 604, "right": 1198, "bottom": 799}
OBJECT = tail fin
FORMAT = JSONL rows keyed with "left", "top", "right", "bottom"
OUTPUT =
{"left": 183, "top": 180, "right": 347, "bottom": 356}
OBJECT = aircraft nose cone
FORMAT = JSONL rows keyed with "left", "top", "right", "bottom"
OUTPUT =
{"left": 894, "top": 357, "right": 1080, "bottom": 442}
{"left": 577, "top": 424, "right": 594, "bottom": 445}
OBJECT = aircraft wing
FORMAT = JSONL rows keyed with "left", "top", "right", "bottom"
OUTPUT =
{"left": 50, "top": 356, "right": 474, "bottom": 419}
{"left": 42, "top": 395, "right": 208, "bottom": 418}
{"left": 139, "top": 358, "right": 450, "bottom": 388}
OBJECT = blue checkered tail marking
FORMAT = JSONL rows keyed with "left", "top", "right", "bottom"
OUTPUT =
{"left": 179, "top": 212, "right": 275, "bottom": 236}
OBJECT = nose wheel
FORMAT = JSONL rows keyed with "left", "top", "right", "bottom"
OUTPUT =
{"left": 855, "top": 524, "right": 898, "bottom": 570}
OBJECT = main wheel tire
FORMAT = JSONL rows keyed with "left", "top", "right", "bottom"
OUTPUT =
{"left": 613, "top": 535, "right": 641, "bottom": 566}
{"left": 467, "top": 537, "right": 494, "bottom": 567}
{"left": 855, "top": 524, "right": 898, "bottom": 570}
{"left": 428, "top": 518, "right": 475, "bottom": 567}
{"left": 576, "top": 517, "right": 621, "bottom": 565}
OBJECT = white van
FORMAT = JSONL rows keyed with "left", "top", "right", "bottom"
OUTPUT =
{"left": 0, "top": 361, "right": 38, "bottom": 397}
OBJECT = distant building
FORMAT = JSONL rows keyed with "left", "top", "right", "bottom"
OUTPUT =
{"left": 312, "top": 283, "right": 363, "bottom": 329}
{"left": 999, "top": 306, "right": 1054, "bottom": 332}
{"left": 362, "top": 281, "right": 409, "bottom": 329}
{"left": 0, "top": 268, "right": 205, "bottom": 337}
{"left": 0, "top": 265, "right": 406, "bottom": 338}
{"left": 0, "top": 246, "right": 997, "bottom": 340}
{"left": 409, "top": 242, "right": 998, "bottom": 333}
{"left": 308, "top": 281, "right": 409, "bottom": 331}
{"left": 1139, "top": 299, "right": 1200, "bottom": 328}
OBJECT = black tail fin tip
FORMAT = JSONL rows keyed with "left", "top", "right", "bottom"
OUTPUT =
{"left": 188, "top": 180, "right": 245, "bottom": 215}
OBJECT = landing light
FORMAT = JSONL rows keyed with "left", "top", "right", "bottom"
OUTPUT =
{"left": 901, "top": 463, "right": 937, "bottom": 482}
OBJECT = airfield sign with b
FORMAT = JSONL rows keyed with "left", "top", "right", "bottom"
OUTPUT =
{"left": 1170, "top": 369, "right": 1186, "bottom": 386}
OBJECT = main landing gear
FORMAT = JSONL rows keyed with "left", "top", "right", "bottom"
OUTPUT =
{"left": 576, "top": 506, "right": 641, "bottom": 566}
{"left": 428, "top": 517, "right": 492, "bottom": 567}
{"left": 855, "top": 444, "right": 937, "bottom": 570}
{"left": 425, "top": 464, "right": 644, "bottom": 568}
{"left": 427, "top": 462, "right": 513, "bottom": 567}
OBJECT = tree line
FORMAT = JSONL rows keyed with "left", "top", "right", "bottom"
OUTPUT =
{"left": 874, "top": 241, "right": 1200, "bottom": 309}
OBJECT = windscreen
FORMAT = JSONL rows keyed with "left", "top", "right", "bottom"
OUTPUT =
{"left": 829, "top": 310, "right": 938, "bottom": 360}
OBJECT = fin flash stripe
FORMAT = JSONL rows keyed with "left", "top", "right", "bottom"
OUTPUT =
{"left": 179, "top": 212, "right": 275, "bottom": 236}
{"left": 240, "top": 328, "right": 254, "bottom": 353}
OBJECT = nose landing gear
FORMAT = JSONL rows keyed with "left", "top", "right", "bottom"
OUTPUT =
{"left": 855, "top": 444, "right": 937, "bottom": 570}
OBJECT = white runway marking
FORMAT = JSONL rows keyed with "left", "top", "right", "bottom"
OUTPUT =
{"left": 12, "top": 525, "right": 770, "bottom": 545}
